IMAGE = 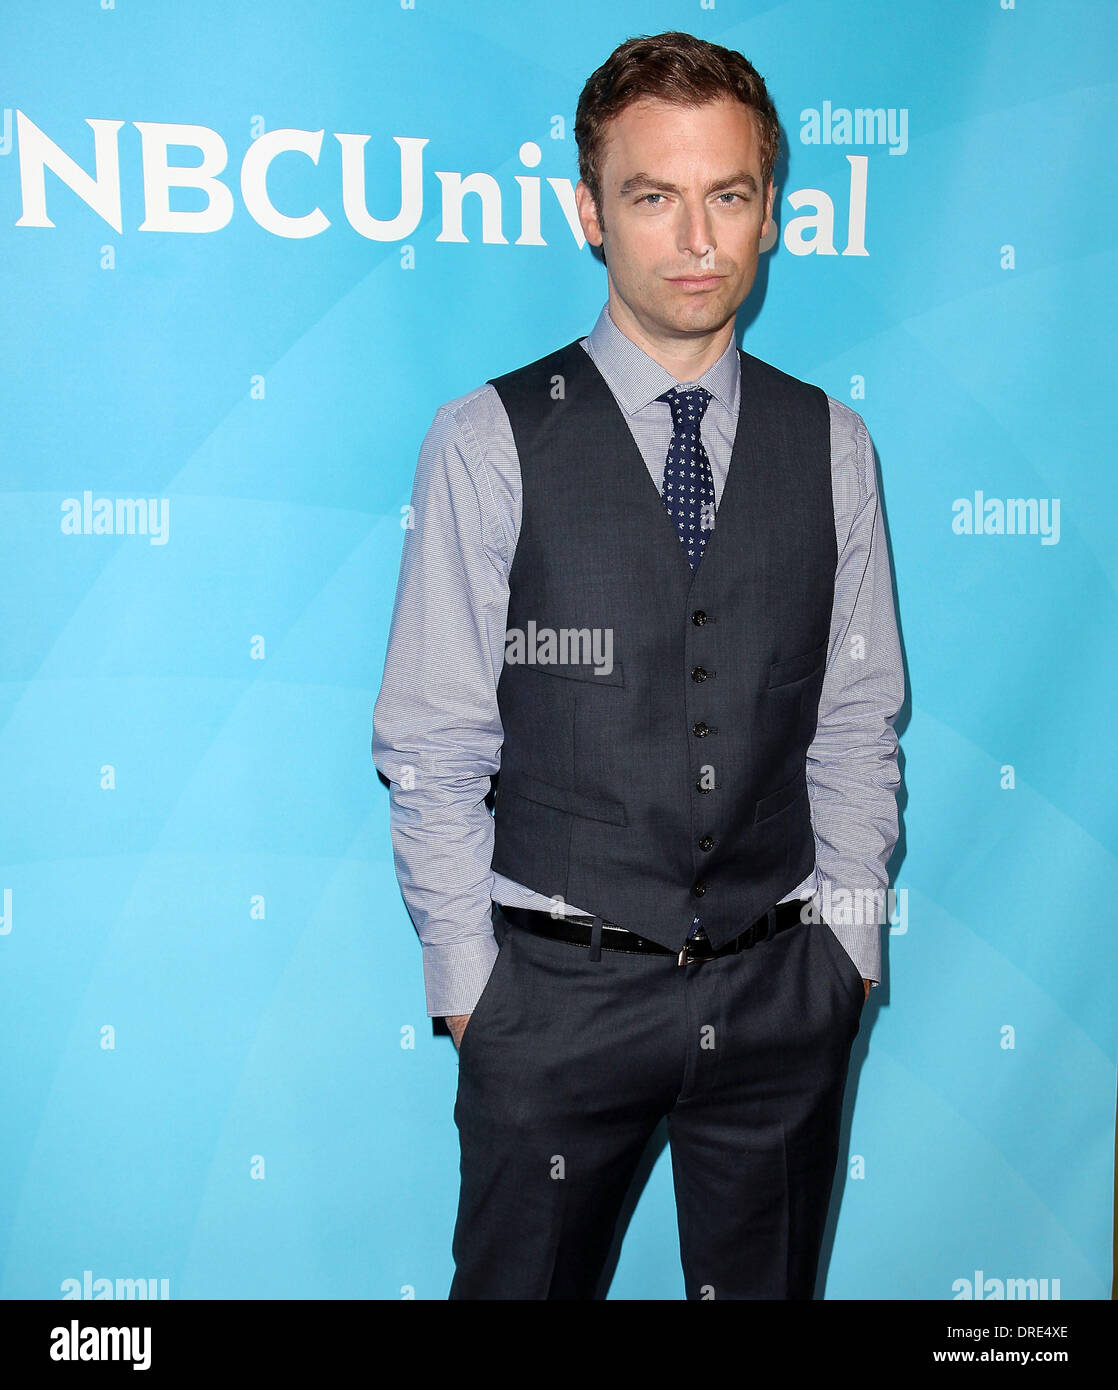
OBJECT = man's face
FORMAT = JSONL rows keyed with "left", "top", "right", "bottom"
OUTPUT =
{"left": 576, "top": 96, "right": 775, "bottom": 344}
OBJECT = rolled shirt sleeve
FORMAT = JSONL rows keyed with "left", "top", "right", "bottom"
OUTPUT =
{"left": 806, "top": 402, "right": 905, "bottom": 987}
{"left": 371, "top": 396, "right": 511, "bottom": 1016}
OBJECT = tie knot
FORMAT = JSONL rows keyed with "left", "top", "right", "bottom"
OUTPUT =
{"left": 657, "top": 385, "right": 712, "bottom": 427}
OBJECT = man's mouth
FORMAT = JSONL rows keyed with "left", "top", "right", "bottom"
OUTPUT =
{"left": 666, "top": 275, "right": 725, "bottom": 290}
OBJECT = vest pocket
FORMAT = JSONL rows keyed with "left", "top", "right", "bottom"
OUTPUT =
{"left": 499, "top": 769, "right": 628, "bottom": 826}
{"left": 513, "top": 656, "right": 625, "bottom": 688}
{"left": 766, "top": 640, "right": 827, "bottom": 689}
{"left": 752, "top": 771, "right": 808, "bottom": 824}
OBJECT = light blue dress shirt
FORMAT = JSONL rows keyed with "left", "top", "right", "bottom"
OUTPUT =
{"left": 372, "top": 303, "right": 904, "bottom": 1016}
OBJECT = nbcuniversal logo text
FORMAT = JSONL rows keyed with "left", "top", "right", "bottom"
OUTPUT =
{"left": 6, "top": 110, "right": 876, "bottom": 256}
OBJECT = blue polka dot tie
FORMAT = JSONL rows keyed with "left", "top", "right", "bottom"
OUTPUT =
{"left": 658, "top": 385, "right": 717, "bottom": 940}
{"left": 657, "top": 385, "right": 716, "bottom": 573}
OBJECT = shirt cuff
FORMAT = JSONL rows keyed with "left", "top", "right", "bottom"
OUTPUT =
{"left": 422, "top": 932, "right": 500, "bottom": 1017}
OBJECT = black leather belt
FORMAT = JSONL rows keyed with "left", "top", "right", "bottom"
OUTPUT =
{"left": 498, "top": 898, "right": 807, "bottom": 966}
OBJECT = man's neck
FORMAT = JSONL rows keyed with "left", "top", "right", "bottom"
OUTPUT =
{"left": 606, "top": 293, "right": 735, "bottom": 383}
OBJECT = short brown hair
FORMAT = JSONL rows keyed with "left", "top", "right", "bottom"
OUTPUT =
{"left": 575, "top": 31, "right": 780, "bottom": 217}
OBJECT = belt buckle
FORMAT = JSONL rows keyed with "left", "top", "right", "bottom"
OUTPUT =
{"left": 677, "top": 936, "right": 714, "bottom": 967}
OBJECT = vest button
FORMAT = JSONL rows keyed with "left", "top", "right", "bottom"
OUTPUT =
{"left": 692, "top": 881, "right": 707, "bottom": 897}
{"left": 691, "top": 610, "right": 708, "bottom": 626}
{"left": 691, "top": 666, "right": 709, "bottom": 682}
{"left": 692, "top": 721, "right": 710, "bottom": 737}
{"left": 698, "top": 836, "right": 714, "bottom": 852}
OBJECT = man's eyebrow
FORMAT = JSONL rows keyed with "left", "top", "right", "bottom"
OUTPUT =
{"left": 617, "top": 170, "right": 760, "bottom": 197}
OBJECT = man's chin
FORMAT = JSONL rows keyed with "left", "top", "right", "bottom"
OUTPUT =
{"left": 659, "top": 297, "right": 738, "bottom": 336}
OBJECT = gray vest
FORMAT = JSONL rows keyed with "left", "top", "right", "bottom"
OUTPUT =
{"left": 488, "top": 339, "right": 836, "bottom": 950}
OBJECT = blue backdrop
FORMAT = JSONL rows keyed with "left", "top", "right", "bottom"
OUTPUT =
{"left": 1, "top": 0, "right": 1114, "bottom": 1300}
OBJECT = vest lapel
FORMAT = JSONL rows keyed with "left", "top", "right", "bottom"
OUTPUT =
{"left": 569, "top": 341, "right": 753, "bottom": 589}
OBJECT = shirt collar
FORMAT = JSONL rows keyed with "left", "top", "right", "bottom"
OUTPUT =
{"left": 584, "top": 300, "right": 740, "bottom": 416}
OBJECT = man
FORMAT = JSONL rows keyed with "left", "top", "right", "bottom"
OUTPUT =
{"left": 372, "top": 31, "right": 903, "bottom": 1299}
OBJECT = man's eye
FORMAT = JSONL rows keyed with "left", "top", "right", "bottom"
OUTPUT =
{"left": 717, "top": 192, "right": 748, "bottom": 204}
{"left": 639, "top": 193, "right": 664, "bottom": 206}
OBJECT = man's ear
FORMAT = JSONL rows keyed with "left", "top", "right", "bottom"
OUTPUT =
{"left": 575, "top": 179, "right": 604, "bottom": 248}
{"left": 760, "top": 177, "right": 776, "bottom": 241}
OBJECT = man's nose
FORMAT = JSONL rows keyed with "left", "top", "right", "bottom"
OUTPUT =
{"left": 679, "top": 202, "right": 715, "bottom": 260}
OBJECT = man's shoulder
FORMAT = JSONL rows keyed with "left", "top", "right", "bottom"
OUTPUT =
{"left": 424, "top": 378, "right": 509, "bottom": 448}
{"left": 486, "top": 337, "right": 586, "bottom": 393}
{"left": 823, "top": 393, "right": 869, "bottom": 440}
{"left": 738, "top": 346, "right": 830, "bottom": 404}
{"left": 429, "top": 379, "right": 499, "bottom": 422}
{"left": 741, "top": 349, "right": 868, "bottom": 436}
{"left": 429, "top": 338, "right": 585, "bottom": 429}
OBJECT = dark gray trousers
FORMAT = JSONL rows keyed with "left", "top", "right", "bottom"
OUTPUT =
{"left": 449, "top": 901, "right": 865, "bottom": 1300}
